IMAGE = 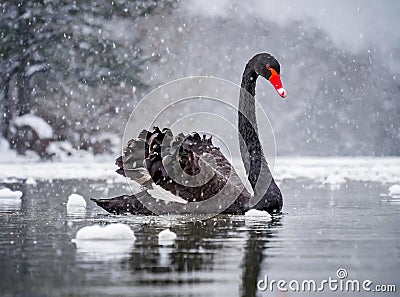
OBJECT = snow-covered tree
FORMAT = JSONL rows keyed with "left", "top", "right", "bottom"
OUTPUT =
{"left": 0, "top": 0, "right": 177, "bottom": 156}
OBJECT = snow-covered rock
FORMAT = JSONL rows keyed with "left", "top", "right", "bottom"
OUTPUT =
{"left": 67, "top": 194, "right": 86, "bottom": 216}
{"left": 158, "top": 229, "right": 177, "bottom": 246}
{"left": 74, "top": 223, "right": 136, "bottom": 241}
{"left": 13, "top": 114, "right": 53, "bottom": 139}
{"left": 0, "top": 188, "right": 23, "bottom": 199}
{"left": 388, "top": 184, "right": 400, "bottom": 197}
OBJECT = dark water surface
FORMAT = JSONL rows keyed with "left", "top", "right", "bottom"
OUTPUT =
{"left": 0, "top": 179, "right": 399, "bottom": 297}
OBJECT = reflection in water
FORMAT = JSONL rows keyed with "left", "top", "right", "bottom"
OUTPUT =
{"left": 241, "top": 218, "right": 282, "bottom": 297}
{"left": 0, "top": 179, "right": 399, "bottom": 297}
{"left": 158, "top": 246, "right": 174, "bottom": 267}
{"left": 0, "top": 198, "right": 22, "bottom": 212}
{"left": 120, "top": 216, "right": 282, "bottom": 297}
{"left": 66, "top": 209, "right": 86, "bottom": 218}
{"left": 74, "top": 239, "right": 135, "bottom": 261}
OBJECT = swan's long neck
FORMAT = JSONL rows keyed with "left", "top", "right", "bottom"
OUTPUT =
{"left": 238, "top": 62, "right": 270, "bottom": 191}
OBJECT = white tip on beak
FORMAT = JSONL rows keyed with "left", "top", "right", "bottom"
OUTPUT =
{"left": 277, "top": 88, "right": 287, "bottom": 98}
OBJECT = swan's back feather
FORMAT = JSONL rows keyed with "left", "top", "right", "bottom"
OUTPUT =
{"left": 116, "top": 127, "right": 251, "bottom": 214}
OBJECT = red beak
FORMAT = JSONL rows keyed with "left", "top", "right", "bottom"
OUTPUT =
{"left": 269, "top": 68, "right": 287, "bottom": 98}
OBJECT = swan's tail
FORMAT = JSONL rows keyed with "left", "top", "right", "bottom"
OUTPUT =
{"left": 90, "top": 191, "right": 154, "bottom": 215}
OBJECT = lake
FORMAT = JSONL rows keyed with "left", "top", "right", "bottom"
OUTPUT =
{"left": 0, "top": 158, "right": 399, "bottom": 296}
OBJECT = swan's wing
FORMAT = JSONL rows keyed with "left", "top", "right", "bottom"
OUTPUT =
{"left": 116, "top": 127, "right": 251, "bottom": 213}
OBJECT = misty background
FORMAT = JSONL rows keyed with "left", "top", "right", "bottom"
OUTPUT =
{"left": 1, "top": 0, "right": 399, "bottom": 158}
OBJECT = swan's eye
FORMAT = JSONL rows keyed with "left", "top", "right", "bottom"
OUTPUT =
{"left": 266, "top": 65, "right": 271, "bottom": 70}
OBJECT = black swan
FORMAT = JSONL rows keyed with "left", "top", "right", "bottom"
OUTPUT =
{"left": 91, "top": 53, "right": 286, "bottom": 216}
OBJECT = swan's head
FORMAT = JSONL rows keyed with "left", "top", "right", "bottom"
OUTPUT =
{"left": 253, "top": 53, "right": 287, "bottom": 98}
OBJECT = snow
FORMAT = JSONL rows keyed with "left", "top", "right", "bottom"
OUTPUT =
{"left": 46, "top": 141, "right": 74, "bottom": 159}
{"left": 388, "top": 185, "right": 400, "bottom": 197}
{"left": 67, "top": 194, "right": 86, "bottom": 216}
{"left": 0, "top": 162, "right": 125, "bottom": 181}
{"left": 0, "top": 188, "right": 23, "bottom": 199}
{"left": 0, "top": 137, "right": 40, "bottom": 163}
{"left": 13, "top": 114, "right": 53, "bottom": 139}
{"left": 0, "top": 157, "right": 399, "bottom": 184}
{"left": 25, "top": 63, "right": 48, "bottom": 76}
{"left": 158, "top": 229, "right": 177, "bottom": 246}
{"left": 67, "top": 193, "right": 86, "bottom": 207}
{"left": 274, "top": 157, "right": 400, "bottom": 184}
{"left": 73, "top": 223, "right": 136, "bottom": 241}
{"left": 0, "top": 187, "right": 23, "bottom": 211}
{"left": 2, "top": 177, "right": 21, "bottom": 184}
{"left": 72, "top": 223, "right": 136, "bottom": 261}
{"left": 244, "top": 209, "right": 271, "bottom": 218}
{"left": 323, "top": 173, "right": 346, "bottom": 189}
{"left": 25, "top": 177, "right": 37, "bottom": 186}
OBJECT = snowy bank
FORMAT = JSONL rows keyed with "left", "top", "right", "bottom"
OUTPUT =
{"left": 274, "top": 157, "right": 400, "bottom": 184}
{"left": 0, "top": 157, "right": 399, "bottom": 184}
{"left": 0, "top": 162, "right": 124, "bottom": 181}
